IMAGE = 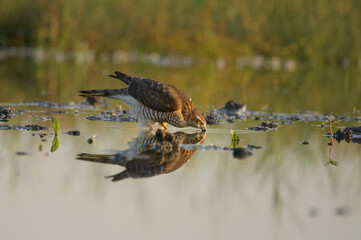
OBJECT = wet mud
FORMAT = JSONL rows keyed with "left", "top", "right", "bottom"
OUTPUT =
{"left": 3, "top": 100, "right": 359, "bottom": 126}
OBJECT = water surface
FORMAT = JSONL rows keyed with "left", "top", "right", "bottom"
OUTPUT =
{"left": 0, "top": 59, "right": 360, "bottom": 240}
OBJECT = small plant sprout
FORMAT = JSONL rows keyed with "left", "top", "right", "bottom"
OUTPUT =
{"left": 230, "top": 129, "right": 240, "bottom": 148}
{"left": 52, "top": 116, "right": 60, "bottom": 134}
{"left": 50, "top": 116, "right": 60, "bottom": 153}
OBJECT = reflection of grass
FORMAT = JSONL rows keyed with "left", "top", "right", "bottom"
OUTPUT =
{"left": 51, "top": 116, "right": 60, "bottom": 152}
{"left": 249, "top": 123, "right": 327, "bottom": 221}
{"left": 51, "top": 135, "right": 59, "bottom": 152}
{"left": 325, "top": 117, "right": 339, "bottom": 166}
{"left": 1, "top": 0, "right": 361, "bottom": 62}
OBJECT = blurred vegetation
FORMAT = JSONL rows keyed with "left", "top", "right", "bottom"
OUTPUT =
{"left": 1, "top": 58, "right": 360, "bottom": 115}
{"left": 1, "top": 0, "right": 360, "bottom": 63}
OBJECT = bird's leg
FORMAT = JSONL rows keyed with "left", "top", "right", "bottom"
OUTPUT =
{"left": 158, "top": 122, "right": 168, "bottom": 130}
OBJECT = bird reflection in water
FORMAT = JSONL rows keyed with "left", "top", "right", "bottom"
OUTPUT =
{"left": 77, "top": 129, "right": 206, "bottom": 182}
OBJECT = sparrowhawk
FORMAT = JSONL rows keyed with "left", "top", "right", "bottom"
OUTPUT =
{"left": 79, "top": 71, "right": 206, "bottom": 131}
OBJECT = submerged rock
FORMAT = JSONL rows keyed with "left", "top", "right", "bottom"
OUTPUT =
{"left": 330, "top": 126, "right": 361, "bottom": 144}
{"left": 219, "top": 100, "right": 247, "bottom": 116}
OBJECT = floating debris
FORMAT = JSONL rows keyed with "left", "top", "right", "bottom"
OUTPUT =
{"left": 65, "top": 130, "right": 81, "bottom": 136}
{"left": 15, "top": 151, "right": 28, "bottom": 156}
{"left": 248, "top": 121, "right": 279, "bottom": 131}
{"left": 246, "top": 144, "right": 263, "bottom": 150}
{"left": 87, "top": 136, "right": 96, "bottom": 144}
{"left": 31, "top": 133, "right": 47, "bottom": 138}
{"left": 300, "top": 141, "right": 310, "bottom": 145}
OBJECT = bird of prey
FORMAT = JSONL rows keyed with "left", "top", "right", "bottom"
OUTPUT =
{"left": 79, "top": 71, "right": 206, "bottom": 131}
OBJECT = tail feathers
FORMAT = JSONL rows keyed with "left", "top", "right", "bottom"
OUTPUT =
{"left": 108, "top": 71, "right": 132, "bottom": 85}
{"left": 79, "top": 88, "right": 128, "bottom": 99}
{"left": 77, "top": 153, "right": 126, "bottom": 165}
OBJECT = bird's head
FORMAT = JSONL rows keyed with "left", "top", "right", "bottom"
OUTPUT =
{"left": 186, "top": 110, "right": 207, "bottom": 131}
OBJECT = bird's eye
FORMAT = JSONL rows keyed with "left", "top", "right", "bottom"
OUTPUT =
{"left": 197, "top": 120, "right": 202, "bottom": 125}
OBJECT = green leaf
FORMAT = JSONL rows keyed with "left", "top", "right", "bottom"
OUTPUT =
{"left": 52, "top": 116, "right": 60, "bottom": 134}
{"left": 51, "top": 135, "right": 59, "bottom": 152}
{"left": 230, "top": 129, "right": 240, "bottom": 148}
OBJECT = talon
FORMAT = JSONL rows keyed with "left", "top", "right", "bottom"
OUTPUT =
{"left": 159, "top": 122, "right": 168, "bottom": 130}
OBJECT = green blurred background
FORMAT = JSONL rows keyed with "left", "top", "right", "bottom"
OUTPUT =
{"left": 1, "top": 0, "right": 360, "bottom": 63}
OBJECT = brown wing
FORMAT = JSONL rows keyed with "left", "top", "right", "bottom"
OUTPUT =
{"left": 128, "top": 77, "right": 192, "bottom": 113}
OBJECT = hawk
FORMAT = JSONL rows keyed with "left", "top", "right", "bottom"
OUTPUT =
{"left": 79, "top": 71, "right": 206, "bottom": 131}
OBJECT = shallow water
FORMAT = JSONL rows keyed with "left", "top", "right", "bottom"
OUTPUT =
{"left": 1, "top": 59, "right": 361, "bottom": 240}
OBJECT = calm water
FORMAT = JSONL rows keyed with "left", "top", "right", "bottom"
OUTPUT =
{"left": 1, "top": 58, "right": 361, "bottom": 240}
